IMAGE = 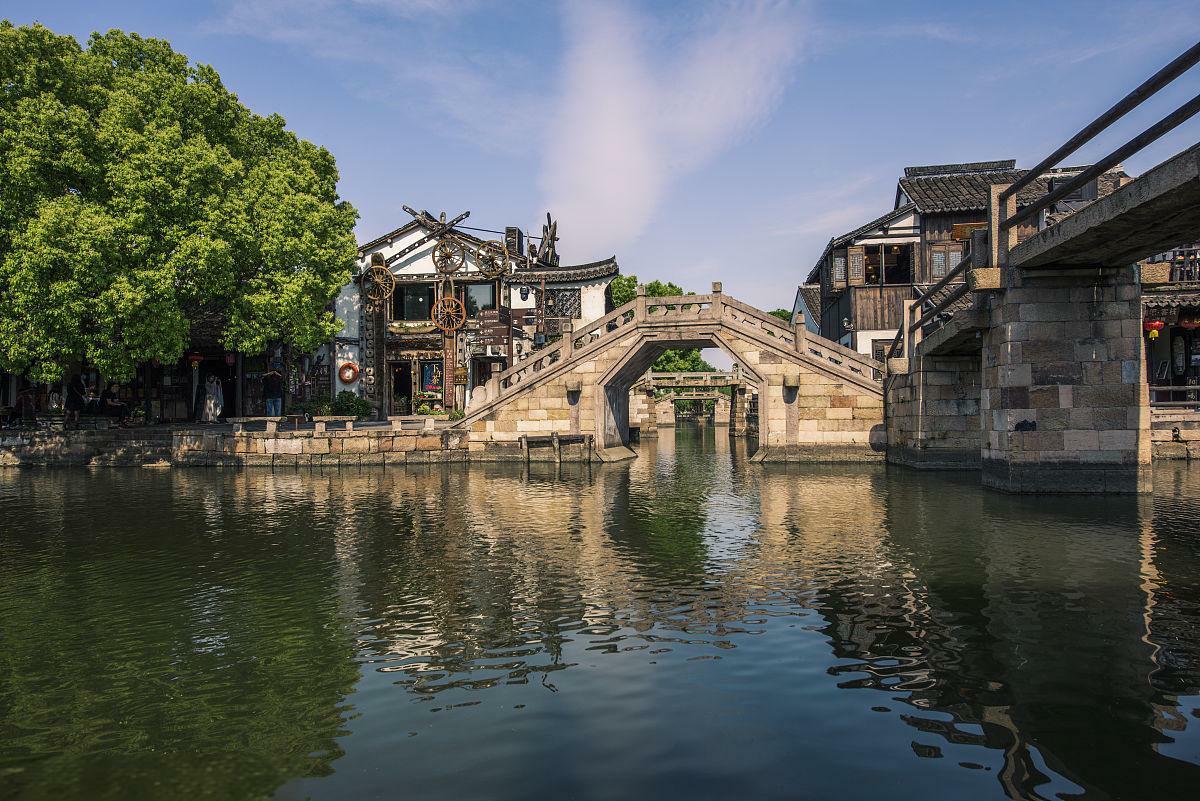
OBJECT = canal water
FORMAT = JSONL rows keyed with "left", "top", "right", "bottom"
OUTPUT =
{"left": 1, "top": 425, "right": 1198, "bottom": 801}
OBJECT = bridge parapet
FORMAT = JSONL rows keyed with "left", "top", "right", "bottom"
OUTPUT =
{"left": 457, "top": 282, "right": 885, "bottom": 461}
{"left": 474, "top": 286, "right": 882, "bottom": 419}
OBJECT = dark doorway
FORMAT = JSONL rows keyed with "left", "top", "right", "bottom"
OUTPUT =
{"left": 391, "top": 361, "right": 413, "bottom": 416}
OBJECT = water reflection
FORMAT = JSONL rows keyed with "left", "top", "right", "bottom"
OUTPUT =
{"left": 0, "top": 429, "right": 1197, "bottom": 800}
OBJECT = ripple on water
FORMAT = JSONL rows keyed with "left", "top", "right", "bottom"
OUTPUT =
{"left": 1, "top": 437, "right": 1199, "bottom": 801}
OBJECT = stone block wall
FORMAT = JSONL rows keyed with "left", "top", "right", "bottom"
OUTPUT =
{"left": 1150, "top": 408, "right": 1200, "bottom": 460}
{"left": 654, "top": 396, "right": 677, "bottom": 427}
{"left": 0, "top": 427, "right": 475, "bottom": 468}
{"left": 885, "top": 354, "right": 982, "bottom": 469}
{"left": 980, "top": 266, "right": 1151, "bottom": 493}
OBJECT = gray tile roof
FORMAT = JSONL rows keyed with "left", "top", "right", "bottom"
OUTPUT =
{"left": 795, "top": 284, "right": 822, "bottom": 327}
{"left": 903, "top": 160, "right": 1016, "bottom": 177}
{"left": 512, "top": 256, "right": 619, "bottom": 283}
{"left": 806, "top": 203, "right": 918, "bottom": 282}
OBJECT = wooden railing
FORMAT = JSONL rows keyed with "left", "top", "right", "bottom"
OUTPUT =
{"left": 1148, "top": 246, "right": 1200, "bottom": 283}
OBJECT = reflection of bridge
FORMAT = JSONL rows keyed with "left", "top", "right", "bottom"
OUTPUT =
{"left": 458, "top": 286, "right": 885, "bottom": 462}
{"left": 885, "top": 44, "right": 1200, "bottom": 494}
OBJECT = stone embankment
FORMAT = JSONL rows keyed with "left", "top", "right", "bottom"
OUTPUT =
{"left": 0, "top": 421, "right": 607, "bottom": 467}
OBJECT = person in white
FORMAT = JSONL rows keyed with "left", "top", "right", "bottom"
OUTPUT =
{"left": 202, "top": 375, "right": 224, "bottom": 423}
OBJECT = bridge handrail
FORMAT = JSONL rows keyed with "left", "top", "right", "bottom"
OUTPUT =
{"left": 462, "top": 286, "right": 886, "bottom": 427}
{"left": 909, "top": 247, "right": 974, "bottom": 333}
{"left": 999, "top": 41, "right": 1200, "bottom": 233}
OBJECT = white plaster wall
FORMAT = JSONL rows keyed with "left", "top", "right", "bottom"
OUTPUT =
{"left": 335, "top": 340, "right": 361, "bottom": 394}
{"left": 334, "top": 283, "right": 360, "bottom": 339}
{"left": 852, "top": 329, "right": 896, "bottom": 357}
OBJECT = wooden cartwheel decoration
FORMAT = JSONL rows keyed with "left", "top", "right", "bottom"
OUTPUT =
{"left": 433, "top": 237, "right": 466, "bottom": 275}
{"left": 366, "top": 262, "right": 396, "bottom": 304}
{"left": 431, "top": 279, "right": 466, "bottom": 334}
{"left": 475, "top": 239, "right": 511, "bottom": 279}
{"left": 338, "top": 362, "right": 359, "bottom": 384}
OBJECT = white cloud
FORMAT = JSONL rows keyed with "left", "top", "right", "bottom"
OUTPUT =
{"left": 539, "top": 1, "right": 807, "bottom": 257}
{"left": 209, "top": 0, "right": 539, "bottom": 153}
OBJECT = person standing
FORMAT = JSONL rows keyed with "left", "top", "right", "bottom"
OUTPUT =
{"left": 65, "top": 374, "right": 86, "bottom": 427}
{"left": 262, "top": 368, "right": 283, "bottom": 417}
{"left": 202, "top": 375, "right": 224, "bottom": 423}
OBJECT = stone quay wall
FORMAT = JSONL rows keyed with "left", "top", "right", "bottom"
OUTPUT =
{"left": 0, "top": 426, "right": 477, "bottom": 468}
{"left": 1151, "top": 408, "right": 1200, "bottom": 460}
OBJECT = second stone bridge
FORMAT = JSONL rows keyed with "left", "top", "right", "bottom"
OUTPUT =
{"left": 455, "top": 284, "right": 885, "bottom": 462}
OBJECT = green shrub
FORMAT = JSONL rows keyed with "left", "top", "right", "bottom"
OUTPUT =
{"left": 331, "top": 391, "right": 372, "bottom": 419}
{"left": 416, "top": 403, "right": 433, "bottom": 416}
{"left": 448, "top": 408, "right": 465, "bottom": 420}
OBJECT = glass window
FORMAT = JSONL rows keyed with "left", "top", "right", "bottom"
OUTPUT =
{"left": 931, "top": 250, "right": 947, "bottom": 279}
{"left": 832, "top": 255, "right": 846, "bottom": 281}
{"left": 464, "top": 284, "right": 496, "bottom": 318}
{"left": 395, "top": 285, "right": 435, "bottom": 321}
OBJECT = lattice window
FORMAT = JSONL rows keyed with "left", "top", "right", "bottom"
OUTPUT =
{"left": 832, "top": 255, "right": 846, "bottom": 281}
{"left": 849, "top": 252, "right": 864, "bottom": 281}
{"left": 931, "top": 250, "right": 947, "bottom": 279}
{"left": 546, "top": 288, "right": 581, "bottom": 319}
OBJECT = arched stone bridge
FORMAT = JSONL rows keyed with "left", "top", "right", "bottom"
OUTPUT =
{"left": 455, "top": 283, "right": 885, "bottom": 462}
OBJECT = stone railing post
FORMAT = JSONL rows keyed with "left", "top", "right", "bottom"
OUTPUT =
{"left": 988, "top": 183, "right": 1017, "bottom": 268}
{"left": 561, "top": 320, "right": 574, "bottom": 356}
{"left": 904, "top": 299, "right": 923, "bottom": 362}
{"left": 710, "top": 281, "right": 723, "bottom": 319}
{"left": 635, "top": 284, "right": 647, "bottom": 320}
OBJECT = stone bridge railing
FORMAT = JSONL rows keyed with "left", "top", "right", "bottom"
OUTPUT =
{"left": 458, "top": 283, "right": 882, "bottom": 427}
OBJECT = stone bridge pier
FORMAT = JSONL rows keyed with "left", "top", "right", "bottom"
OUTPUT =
{"left": 654, "top": 396, "right": 677, "bottom": 427}
{"left": 713, "top": 394, "right": 731, "bottom": 426}
{"left": 886, "top": 346, "right": 982, "bottom": 469}
{"left": 980, "top": 263, "right": 1149, "bottom": 493}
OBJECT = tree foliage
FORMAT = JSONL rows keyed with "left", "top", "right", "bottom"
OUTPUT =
{"left": 769, "top": 308, "right": 792, "bottom": 323}
{"left": 610, "top": 274, "right": 713, "bottom": 373}
{"left": 0, "top": 23, "right": 358, "bottom": 381}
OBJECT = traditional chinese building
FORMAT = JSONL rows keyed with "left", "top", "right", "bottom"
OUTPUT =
{"left": 796, "top": 160, "right": 1130, "bottom": 360}
{"left": 332, "top": 208, "right": 619, "bottom": 417}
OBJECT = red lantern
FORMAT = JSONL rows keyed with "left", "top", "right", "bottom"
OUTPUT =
{"left": 225, "top": 353, "right": 237, "bottom": 366}
{"left": 1144, "top": 320, "right": 1165, "bottom": 339}
{"left": 1179, "top": 314, "right": 1200, "bottom": 331}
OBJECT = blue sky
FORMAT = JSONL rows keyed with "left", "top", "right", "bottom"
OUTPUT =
{"left": 8, "top": 1, "right": 1200, "bottom": 311}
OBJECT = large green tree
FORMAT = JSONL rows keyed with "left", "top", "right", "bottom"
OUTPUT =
{"left": 0, "top": 23, "right": 358, "bottom": 381}
{"left": 609, "top": 274, "right": 713, "bottom": 372}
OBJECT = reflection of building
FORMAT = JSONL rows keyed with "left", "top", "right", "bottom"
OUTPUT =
{"left": 333, "top": 208, "right": 618, "bottom": 416}
{"left": 797, "top": 160, "right": 1129, "bottom": 359}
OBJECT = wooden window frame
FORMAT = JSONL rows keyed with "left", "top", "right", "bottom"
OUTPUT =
{"left": 848, "top": 246, "right": 865, "bottom": 285}
{"left": 929, "top": 243, "right": 963, "bottom": 281}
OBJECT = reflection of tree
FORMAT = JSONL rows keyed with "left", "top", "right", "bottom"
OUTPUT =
{"left": 0, "top": 470, "right": 358, "bottom": 801}
{"left": 4, "top": 456, "right": 1200, "bottom": 801}
{"left": 603, "top": 428, "right": 716, "bottom": 583}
